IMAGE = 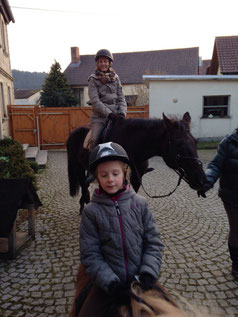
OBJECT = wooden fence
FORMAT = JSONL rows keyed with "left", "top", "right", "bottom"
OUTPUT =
{"left": 7, "top": 105, "right": 149, "bottom": 149}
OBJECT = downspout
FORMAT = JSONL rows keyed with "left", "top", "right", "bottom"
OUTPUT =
{"left": 0, "top": 119, "right": 3, "bottom": 139}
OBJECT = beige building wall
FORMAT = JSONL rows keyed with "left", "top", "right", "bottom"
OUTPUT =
{"left": 123, "top": 84, "right": 149, "bottom": 106}
{"left": 0, "top": 11, "right": 14, "bottom": 138}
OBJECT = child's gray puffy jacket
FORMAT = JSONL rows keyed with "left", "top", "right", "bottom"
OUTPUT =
{"left": 80, "top": 187, "right": 164, "bottom": 292}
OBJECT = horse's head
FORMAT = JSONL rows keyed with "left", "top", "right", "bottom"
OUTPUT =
{"left": 161, "top": 112, "right": 206, "bottom": 190}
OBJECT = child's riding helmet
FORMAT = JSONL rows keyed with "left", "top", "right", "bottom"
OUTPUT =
{"left": 89, "top": 142, "right": 130, "bottom": 173}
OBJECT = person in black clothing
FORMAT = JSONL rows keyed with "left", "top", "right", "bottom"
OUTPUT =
{"left": 198, "top": 128, "right": 238, "bottom": 281}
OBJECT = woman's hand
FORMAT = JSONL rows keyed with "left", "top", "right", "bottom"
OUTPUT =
{"left": 108, "top": 113, "right": 118, "bottom": 120}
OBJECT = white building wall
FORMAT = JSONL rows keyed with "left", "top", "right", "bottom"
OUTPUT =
{"left": 144, "top": 76, "right": 238, "bottom": 140}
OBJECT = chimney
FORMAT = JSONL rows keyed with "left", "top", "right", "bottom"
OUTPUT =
{"left": 71, "top": 47, "right": 80, "bottom": 64}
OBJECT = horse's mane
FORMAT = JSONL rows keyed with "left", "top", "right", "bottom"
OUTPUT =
{"left": 125, "top": 118, "right": 163, "bottom": 129}
{"left": 124, "top": 116, "right": 187, "bottom": 134}
{"left": 122, "top": 283, "right": 223, "bottom": 317}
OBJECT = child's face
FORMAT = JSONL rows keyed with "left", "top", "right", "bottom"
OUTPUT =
{"left": 97, "top": 57, "right": 110, "bottom": 72}
{"left": 97, "top": 160, "right": 125, "bottom": 194}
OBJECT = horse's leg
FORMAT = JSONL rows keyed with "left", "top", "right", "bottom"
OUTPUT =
{"left": 79, "top": 168, "right": 90, "bottom": 214}
{"left": 80, "top": 185, "right": 90, "bottom": 214}
{"left": 130, "top": 161, "right": 149, "bottom": 192}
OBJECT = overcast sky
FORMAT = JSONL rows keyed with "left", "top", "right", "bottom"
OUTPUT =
{"left": 7, "top": 0, "right": 238, "bottom": 73}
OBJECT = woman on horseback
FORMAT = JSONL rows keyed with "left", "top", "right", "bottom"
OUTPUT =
{"left": 88, "top": 49, "right": 127, "bottom": 150}
{"left": 78, "top": 142, "right": 164, "bottom": 316}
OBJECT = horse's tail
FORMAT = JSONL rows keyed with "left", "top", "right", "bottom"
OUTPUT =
{"left": 66, "top": 126, "right": 89, "bottom": 197}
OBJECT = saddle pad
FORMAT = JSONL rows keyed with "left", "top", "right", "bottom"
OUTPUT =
{"left": 83, "top": 130, "right": 92, "bottom": 150}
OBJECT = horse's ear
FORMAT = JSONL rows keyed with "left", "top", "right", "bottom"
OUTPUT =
{"left": 182, "top": 112, "right": 191, "bottom": 127}
{"left": 162, "top": 113, "right": 172, "bottom": 129}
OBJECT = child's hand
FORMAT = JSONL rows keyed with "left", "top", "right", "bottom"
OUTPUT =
{"left": 139, "top": 273, "right": 156, "bottom": 290}
{"left": 108, "top": 280, "right": 128, "bottom": 298}
{"left": 108, "top": 280, "right": 121, "bottom": 295}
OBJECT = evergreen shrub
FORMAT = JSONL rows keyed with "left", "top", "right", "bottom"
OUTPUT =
{"left": 0, "top": 137, "right": 38, "bottom": 189}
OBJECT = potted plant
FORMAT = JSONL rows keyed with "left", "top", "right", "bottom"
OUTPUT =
{"left": 0, "top": 137, "right": 42, "bottom": 250}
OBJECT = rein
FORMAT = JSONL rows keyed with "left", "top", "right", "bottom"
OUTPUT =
{"left": 127, "top": 281, "right": 172, "bottom": 314}
{"left": 130, "top": 155, "right": 184, "bottom": 199}
{"left": 101, "top": 120, "right": 112, "bottom": 143}
{"left": 140, "top": 170, "right": 184, "bottom": 199}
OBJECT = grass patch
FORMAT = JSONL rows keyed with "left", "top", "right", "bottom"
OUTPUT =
{"left": 197, "top": 140, "right": 219, "bottom": 150}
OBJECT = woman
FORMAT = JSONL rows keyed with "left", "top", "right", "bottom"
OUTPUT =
{"left": 88, "top": 49, "right": 127, "bottom": 150}
{"left": 198, "top": 128, "right": 238, "bottom": 281}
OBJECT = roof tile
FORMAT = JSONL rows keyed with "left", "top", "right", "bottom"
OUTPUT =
{"left": 216, "top": 36, "right": 238, "bottom": 74}
{"left": 14, "top": 89, "right": 40, "bottom": 99}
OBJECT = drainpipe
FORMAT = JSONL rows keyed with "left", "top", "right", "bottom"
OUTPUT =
{"left": 0, "top": 119, "right": 3, "bottom": 139}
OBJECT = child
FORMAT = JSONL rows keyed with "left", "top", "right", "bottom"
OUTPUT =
{"left": 78, "top": 142, "right": 164, "bottom": 316}
{"left": 88, "top": 49, "right": 127, "bottom": 150}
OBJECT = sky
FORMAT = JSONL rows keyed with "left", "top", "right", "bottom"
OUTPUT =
{"left": 7, "top": 0, "right": 238, "bottom": 73}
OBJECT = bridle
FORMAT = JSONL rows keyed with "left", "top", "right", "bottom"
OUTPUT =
{"left": 125, "top": 279, "right": 175, "bottom": 315}
{"left": 132, "top": 137, "right": 203, "bottom": 199}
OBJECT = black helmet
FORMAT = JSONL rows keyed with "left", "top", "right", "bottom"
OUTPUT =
{"left": 89, "top": 142, "right": 130, "bottom": 173}
{"left": 95, "top": 49, "right": 113, "bottom": 62}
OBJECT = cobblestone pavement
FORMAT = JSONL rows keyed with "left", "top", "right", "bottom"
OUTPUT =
{"left": 0, "top": 149, "right": 238, "bottom": 317}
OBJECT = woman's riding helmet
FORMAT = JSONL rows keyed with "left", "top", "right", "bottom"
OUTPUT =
{"left": 95, "top": 49, "right": 113, "bottom": 62}
{"left": 89, "top": 142, "right": 130, "bottom": 173}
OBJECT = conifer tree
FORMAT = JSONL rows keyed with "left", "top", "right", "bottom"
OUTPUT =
{"left": 40, "top": 61, "right": 78, "bottom": 107}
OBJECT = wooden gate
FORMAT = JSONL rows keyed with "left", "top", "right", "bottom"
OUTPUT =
{"left": 7, "top": 105, "right": 38, "bottom": 146}
{"left": 7, "top": 105, "right": 149, "bottom": 149}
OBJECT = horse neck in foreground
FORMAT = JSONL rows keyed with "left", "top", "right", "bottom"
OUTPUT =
{"left": 119, "top": 284, "right": 222, "bottom": 317}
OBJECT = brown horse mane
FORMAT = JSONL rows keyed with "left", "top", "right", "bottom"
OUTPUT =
{"left": 124, "top": 115, "right": 188, "bottom": 133}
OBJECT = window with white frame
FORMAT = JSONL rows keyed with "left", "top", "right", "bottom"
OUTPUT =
{"left": 1, "top": 19, "right": 6, "bottom": 51}
{"left": 203, "top": 95, "right": 229, "bottom": 118}
{"left": 0, "top": 83, "right": 7, "bottom": 119}
{"left": 73, "top": 88, "right": 84, "bottom": 106}
{"left": 8, "top": 86, "right": 12, "bottom": 104}
{"left": 0, "top": 17, "right": 2, "bottom": 48}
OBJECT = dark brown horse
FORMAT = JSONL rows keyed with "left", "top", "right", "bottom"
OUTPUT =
{"left": 66, "top": 112, "right": 206, "bottom": 213}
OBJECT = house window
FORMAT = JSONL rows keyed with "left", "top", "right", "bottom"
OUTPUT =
{"left": 1, "top": 19, "right": 6, "bottom": 51}
{"left": 0, "top": 18, "right": 2, "bottom": 48}
{"left": 203, "top": 95, "right": 229, "bottom": 118}
{"left": 8, "top": 86, "right": 12, "bottom": 104}
{"left": 0, "top": 83, "right": 7, "bottom": 119}
{"left": 73, "top": 88, "right": 84, "bottom": 106}
{"left": 125, "top": 95, "right": 137, "bottom": 106}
